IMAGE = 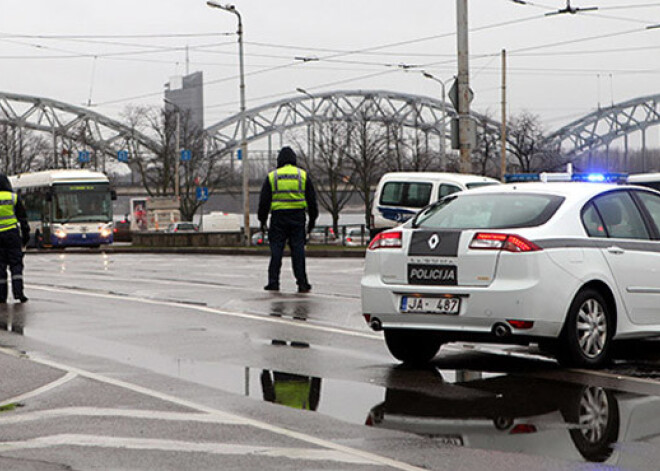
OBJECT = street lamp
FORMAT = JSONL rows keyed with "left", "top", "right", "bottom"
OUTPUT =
{"left": 296, "top": 87, "right": 316, "bottom": 160}
{"left": 422, "top": 71, "right": 447, "bottom": 166}
{"left": 207, "top": 1, "right": 249, "bottom": 246}
{"left": 163, "top": 98, "right": 181, "bottom": 199}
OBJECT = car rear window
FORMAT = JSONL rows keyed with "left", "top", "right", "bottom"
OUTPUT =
{"left": 414, "top": 193, "right": 564, "bottom": 229}
{"left": 380, "top": 182, "right": 432, "bottom": 208}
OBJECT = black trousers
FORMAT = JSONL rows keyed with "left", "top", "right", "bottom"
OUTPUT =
{"left": 267, "top": 210, "right": 309, "bottom": 288}
{"left": 0, "top": 228, "right": 25, "bottom": 302}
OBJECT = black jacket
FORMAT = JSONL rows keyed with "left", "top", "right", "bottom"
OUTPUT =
{"left": 0, "top": 174, "right": 30, "bottom": 243}
{"left": 258, "top": 152, "right": 319, "bottom": 229}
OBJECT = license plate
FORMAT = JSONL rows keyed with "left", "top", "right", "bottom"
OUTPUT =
{"left": 407, "top": 264, "right": 457, "bottom": 285}
{"left": 400, "top": 295, "right": 461, "bottom": 314}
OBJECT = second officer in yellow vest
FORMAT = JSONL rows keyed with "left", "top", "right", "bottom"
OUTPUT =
{"left": 258, "top": 147, "right": 318, "bottom": 293}
{"left": 0, "top": 174, "right": 30, "bottom": 303}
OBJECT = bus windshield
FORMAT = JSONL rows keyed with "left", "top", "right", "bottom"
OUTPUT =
{"left": 53, "top": 186, "right": 112, "bottom": 223}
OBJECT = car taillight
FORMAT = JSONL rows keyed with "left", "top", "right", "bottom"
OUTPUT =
{"left": 368, "top": 231, "right": 402, "bottom": 250}
{"left": 113, "top": 228, "right": 118, "bottom": 233}
{"left": 469, "top": 233, "right": 541, "bottom": 253}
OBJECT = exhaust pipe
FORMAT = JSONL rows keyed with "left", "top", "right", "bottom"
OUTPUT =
{"left": 370, "top": 317, "right": 383, "bottom": 332}
{"left": 492, "top": 323, "right": 511, "bottom": 338}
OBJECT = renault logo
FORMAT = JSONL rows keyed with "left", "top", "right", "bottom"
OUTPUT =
{"left": 428, "top": 234, "right": 440, "bottom": 250}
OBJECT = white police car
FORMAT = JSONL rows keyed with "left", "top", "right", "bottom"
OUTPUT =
{"left": 361, "top": 182, "right": 660, "bottom": 368}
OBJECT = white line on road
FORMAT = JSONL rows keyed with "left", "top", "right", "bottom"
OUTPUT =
{"left": 0, "top": 372, "right": 77, "bottom": 408}
{"left": 28, "top": 284, "right": 381, "bottom": 340}
{"left": 0, "top": 434, "right": 379, "bottom": 465}
{"left": 16, "top": 354, "right": 427, "bottom": 471}
{"left": 0, "top": 407, "right": 242, "bottom": 425}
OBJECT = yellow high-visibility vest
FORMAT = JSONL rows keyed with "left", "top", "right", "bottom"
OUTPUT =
{"left": 0, "top": 191, "right": 18, "bottom": 233}
{"left": 269, "top": 164, "right": 307, "bottom": 211}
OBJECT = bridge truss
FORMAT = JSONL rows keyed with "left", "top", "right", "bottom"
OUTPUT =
{"left": 204, "top": 89, "right": 500, "bottom": 157}
{"left": 0, "top": 91, "right": 159, "bottom": 171}
{"left": 545, "top": 93, "right": 660, "bottom": 169}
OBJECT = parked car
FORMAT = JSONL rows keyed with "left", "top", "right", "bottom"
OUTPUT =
{"left": 251, "top": 231, "right": 269, "bottom": 246}
{"left": 307, "top": 226, "right": 338, "bottom": 244}
{"left": 166, "top": 222, "right": 199, "bottom": 233}
{"left": 343, "top": 227, "right": 367, "bottom": 247}
{"left": 361, "top": 182, "right": 660, "bottom": 368}
{"left": 113, "top": 218, "right": 131, "bottom": 242}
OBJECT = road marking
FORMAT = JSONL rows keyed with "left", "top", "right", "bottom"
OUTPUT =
{"left": 0, "top": 434, "right": 379, "bottom": 465}
{"left": 13, "top": 354, "right": 427, "bottom": 471}
{"left": 0, "top": 372, "right": 77, "bottom": 408}
{"left": 28, "top": 284, "right": 381, "bottom": 340}
{"left": 0, "top": 407, "right": 242, "bottom": 425}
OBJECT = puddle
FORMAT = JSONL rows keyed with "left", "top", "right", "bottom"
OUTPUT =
{"left": 14, "top": 324, "right": 660, "bottom": 467}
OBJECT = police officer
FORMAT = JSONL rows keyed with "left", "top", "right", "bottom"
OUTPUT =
{"left": 258, "top": 147, "right": 318, "bottom": 293}
{"left": 0, "top": 175, "right": 29, "bottom": 303}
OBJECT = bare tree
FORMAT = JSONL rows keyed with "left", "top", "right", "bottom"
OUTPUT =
{"left": 296, "top": 118, "right": 355, "bottom": 234}
{"left": 344, "top": 111, "right": 388, "bottom": 227}
{"left": 0, "top": 124, "right": 52, "bottom": 174}
{"left": 121, "top": 105, "right": 233, "bottom": 221}
{"left": 473, "top": 112, "right": 501, "bottom": 177}
{"left": 507, "top": 111, "right": 560, "bottom": 173}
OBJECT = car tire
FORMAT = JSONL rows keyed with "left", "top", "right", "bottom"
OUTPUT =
{"left": 384, "top": 329, "right": 443, "bottom": 365}
{"left": 558, "top": 288, "right": 613, "bottom": 368}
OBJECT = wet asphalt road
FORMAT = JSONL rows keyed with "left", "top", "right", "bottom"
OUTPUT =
{"left": 1, "top": 252, "right": 660, "bottom": 470}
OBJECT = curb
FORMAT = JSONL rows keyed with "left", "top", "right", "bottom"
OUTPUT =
{"left": 25, "top": 246, "right": 367, "bottom": 258}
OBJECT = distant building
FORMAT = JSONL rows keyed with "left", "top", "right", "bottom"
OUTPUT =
{"left": 164, "top": 71, "right": 204, "bottom": 131}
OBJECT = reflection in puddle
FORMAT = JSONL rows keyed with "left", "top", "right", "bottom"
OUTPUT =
{"left": 0, "top": 304, "right": 26, "bottom": 335}
{"left": 367, "top": 370, "right": 660, "bottom": 467}
{"left": 261, "top": 370, "right": 321, "bottom": 411}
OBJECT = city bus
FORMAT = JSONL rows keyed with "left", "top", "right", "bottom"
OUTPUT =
{"left": 10, "top": 170, "right": 116, "bottom": 248}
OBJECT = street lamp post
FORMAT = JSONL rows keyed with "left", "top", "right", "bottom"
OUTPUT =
{"left": 163, "top": 98, "right": 181, "bottom": 199}
{"left": 422, "top": 72, "right": 447, "bottom": 166}
{"left": 296, "top": 87, "right": 315, "bottom": 160}
{"left": 207, "top": 1, "right": 249, "bottom": 246}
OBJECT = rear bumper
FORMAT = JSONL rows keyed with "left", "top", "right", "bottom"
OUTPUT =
{"left": 361, "top": 274, "right": 568, "bottom": 339}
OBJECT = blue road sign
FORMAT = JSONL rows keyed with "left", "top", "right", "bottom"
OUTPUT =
{"left": 78, "top": 150, "right": 90, "bottom": 163}
{"left": 117, "top": 150, "right": 129, "bottom": 163}
{"left": 196, "top": 186, "right": 209, "bottom": 202}
{"left": 180, "top": 149, "right": 192, "bottom": 162}
{"left": 236, "top": 148, "right": 242, "bottom": 161}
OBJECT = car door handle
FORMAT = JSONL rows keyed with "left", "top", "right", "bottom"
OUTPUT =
{"left": 607, "top": 246, "right": 625, "bottom": 255}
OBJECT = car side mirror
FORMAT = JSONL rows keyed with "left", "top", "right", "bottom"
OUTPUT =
{"left": 110, "top": 190, "right": 117, "bottom": 201}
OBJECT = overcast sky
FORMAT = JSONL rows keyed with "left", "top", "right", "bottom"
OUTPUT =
{"left": 2, "top": 0, "right": 660, "bottom": 138}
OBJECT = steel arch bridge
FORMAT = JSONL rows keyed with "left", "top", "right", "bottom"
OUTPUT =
{"left": 204, "top": 89, "right": 500, "bottom": 156}
{"left": 0, "top": 91, "right": 160, "bottom": 161}
{"left": 545, "top": 93, "right": 660, "bottom": 158}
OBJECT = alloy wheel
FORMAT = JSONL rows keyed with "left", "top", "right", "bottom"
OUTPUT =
{"left": 576, "top": 298, "right": 607, "bottom": 359}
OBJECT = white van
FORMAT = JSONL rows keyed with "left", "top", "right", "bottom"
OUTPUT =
{"left": 370, "top": 172, "right": 500, "bottom": 237}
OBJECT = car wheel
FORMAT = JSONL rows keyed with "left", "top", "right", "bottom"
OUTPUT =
{"left": 384, "top": 329, "right": 443, "bottom": 365}
{"left": 559, "top": 289, "right": 613, "bottom": 368}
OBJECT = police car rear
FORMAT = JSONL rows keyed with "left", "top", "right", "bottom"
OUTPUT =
{"left": 361, "top": 183, "right": 617, "bottom": 367}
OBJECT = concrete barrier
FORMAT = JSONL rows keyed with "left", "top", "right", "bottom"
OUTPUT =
{"left": 132, "top": 231, "right": 242, "bottom": 247}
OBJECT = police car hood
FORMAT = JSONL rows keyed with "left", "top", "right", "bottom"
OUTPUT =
{"left": 0, "top": 175, "right": 12, "bottom": 192}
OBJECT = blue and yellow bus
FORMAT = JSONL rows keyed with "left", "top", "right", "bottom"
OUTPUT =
{"left": 10, "top": 170, "right": 116, "bottom": 248}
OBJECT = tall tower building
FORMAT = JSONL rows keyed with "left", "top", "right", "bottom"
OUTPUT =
{"left": 164, "top": 71, "right": 204, "bottom": 131}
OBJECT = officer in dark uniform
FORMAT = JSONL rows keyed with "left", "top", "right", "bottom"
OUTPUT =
{"left": 0, "top": 175, "right": 30, "bottom": 303}
{"left": 258, "top": 147, "right": 318, "bottom": 293}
